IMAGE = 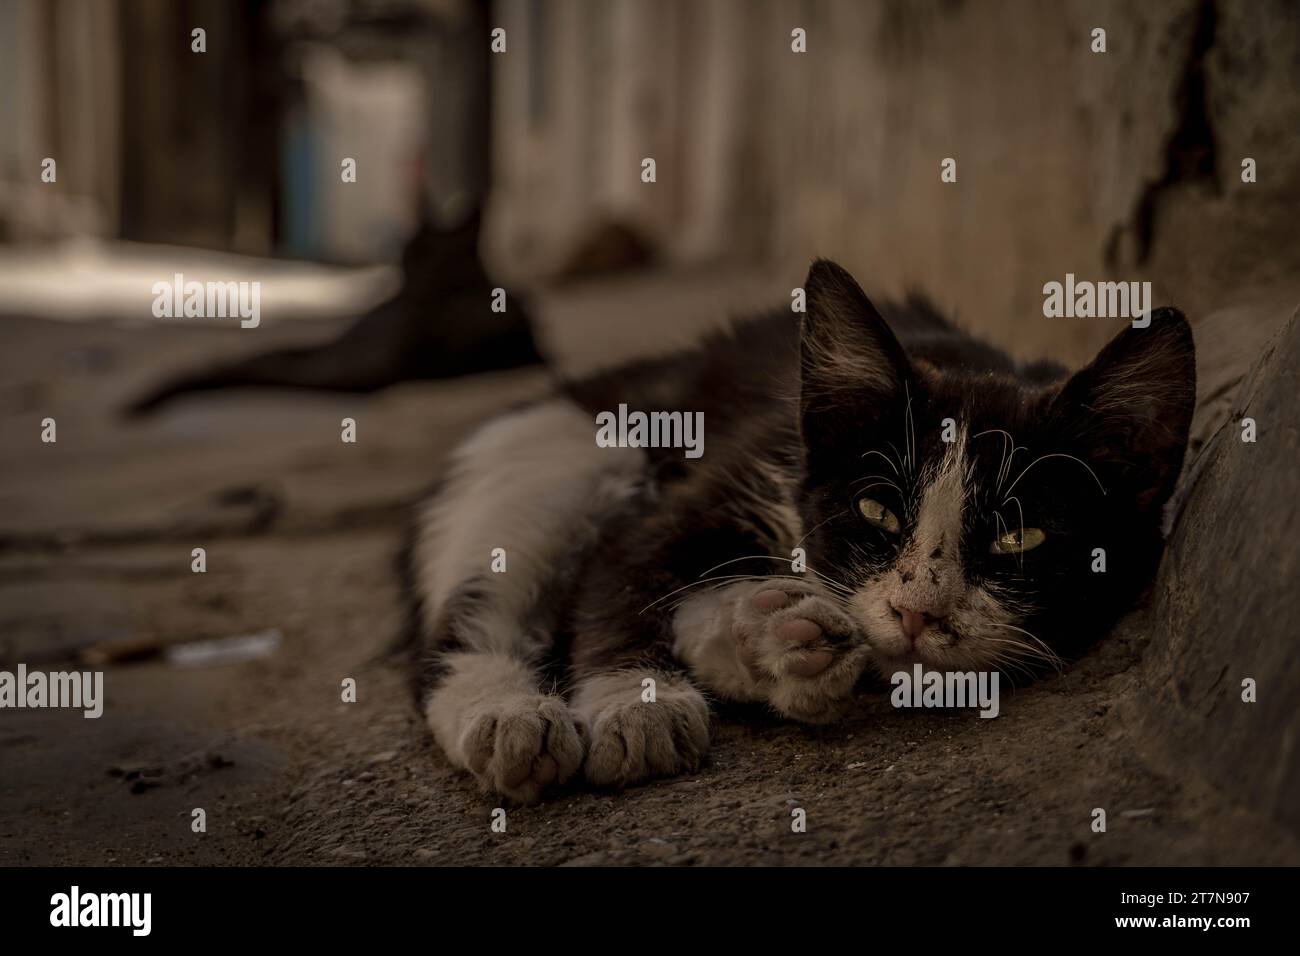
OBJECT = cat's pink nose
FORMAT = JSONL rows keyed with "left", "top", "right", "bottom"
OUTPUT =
{"left": 892, "top": 604, "right": 935, "bottom": 641}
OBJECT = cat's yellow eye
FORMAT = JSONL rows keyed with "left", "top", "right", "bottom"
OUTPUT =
{"left": 991, "top": 527, "right": 1046, "bottom": 555}
{"left": 857, "top": 498, "right": 901, "bottom": 534}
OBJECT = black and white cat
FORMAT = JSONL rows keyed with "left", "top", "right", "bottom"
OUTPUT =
{"left": 406, "top": 259, "right": 1196, "bottom": 802}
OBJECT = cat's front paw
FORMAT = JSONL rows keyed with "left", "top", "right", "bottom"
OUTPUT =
{"left": 572, "top": 671, "right": 711, "bottom": 788}
{"left": 737, "top": 587, "right": 871, "bottom": 723}
{"left": 457, "top": 694, "right": 587, "bottom": 804}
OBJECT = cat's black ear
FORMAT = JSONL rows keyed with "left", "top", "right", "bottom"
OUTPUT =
{"left": 800, "top": 260, "right": 910, "bottom": 450}
{"left": 1051, "top": 308, "right": 1196, "bottom": 512}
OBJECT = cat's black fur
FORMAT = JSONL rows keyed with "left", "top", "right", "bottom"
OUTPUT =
{"left": 563, "top": 262, "right": 1189, "bottom": 671}
{"left": 406, "top": 259, "right": 1196, "bottom": 800}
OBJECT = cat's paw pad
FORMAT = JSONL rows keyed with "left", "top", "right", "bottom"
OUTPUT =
{"left": 740, "top": 588, "right": 871, "bottom": 723}
{"left": 748, "top": 589, "right": 842, "bottom": 677}
{"left": 575, "top": 675, "right": 711, "bottom": 788}
{"left": 458, "top": 695, "right": 586, "bottom": 804}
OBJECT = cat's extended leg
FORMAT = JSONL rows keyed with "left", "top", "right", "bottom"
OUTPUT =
{"left": 567, "top": 574, "right": 867, "bottom": 787}
{"left": 672, "top": 580, "right": 873, "bottom": 722}
{"left": 570, "top": 666, "right": 712, "bottom": 788}
{"left": 409, "top": 398, "right": 643, "bottom": 802}
{"left": 423, "top": 649, "right": 584, "bottom": 804}
{"left": 563, "top": 446, "right": 837, "bottom": 785}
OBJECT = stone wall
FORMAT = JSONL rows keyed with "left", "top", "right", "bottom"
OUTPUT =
{"left": 1141, "top": 304, "right": 1300, "bottom": 832}
{"left": 490, "top": 0, "right": 1300, "bottom": 365}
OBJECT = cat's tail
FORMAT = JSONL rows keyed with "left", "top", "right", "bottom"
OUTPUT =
{"left": 122, "top": 298, "right": 543, "bottom": 416}
{"left": 124, "top": 339, "right": 400, "bottom": 416}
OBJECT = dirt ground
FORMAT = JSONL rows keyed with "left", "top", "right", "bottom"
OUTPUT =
{"left": 1, "top": 273, "right": 1296, "bottom": 866}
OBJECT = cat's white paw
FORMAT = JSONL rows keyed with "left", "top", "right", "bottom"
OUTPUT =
{"left": 456, "top": 694, "right": 587, "bottom": 804}
{"left": 736, "top": 587, "right": 872, "bottom": 722}
{"left": 572, "top": 672, "right": 711, "bottom": 787}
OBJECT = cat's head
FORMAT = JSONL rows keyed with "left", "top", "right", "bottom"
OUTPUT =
{"left": 797, "top": 260, "right": 1195, "bottom": 676}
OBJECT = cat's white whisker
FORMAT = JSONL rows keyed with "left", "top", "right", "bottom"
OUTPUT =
{"left": 807, "top": 569, "right": 857, "bottom": 598}
{"left": 982, "top": 651, "right": 1027, "bottom": 685}
{"left": 993, "top": 509, "right": 1011, "bottom": 547}
{"left": 1003, "top": 452, "right": 1106, "bottom": 501}
{"left": 694, "top": 554, "right": 809, "bottom": 579}
{"left": 640, "top": 575, "right": 751, "bottom": 614}
{"left": 1003, "top": 443, "right": 1024, "bottom": 493}
{"left": 644, "top": 566, "right": 855, "bottom": 615}
{"left": 794, "top": 509, "right": 850, "bottom": 548}
{"left": 980, "top": 642, "right": 1040, "bottom": 684}
{"left": 986, "top": 623, "right": 1064, "bottom": 672}
{"left": 681, "top": 573, "right": 854, "bottom": 612}
{"left": 861, "top": 448, "right": 901, "bottom": 477}
{"left": 885, "top": 440, "right": 907, "bottom": 478}
{"left": 971, "top": 428, "right": 1025, "bottom": 496}
{"left": 903, "top": 382, "right": 917, "bottom": 477}
{"left": 851, "top": 477, "right": 902, "bottom": 498}
{"left": 1003, "top": 494, "right": 1028, "bottom": 573}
